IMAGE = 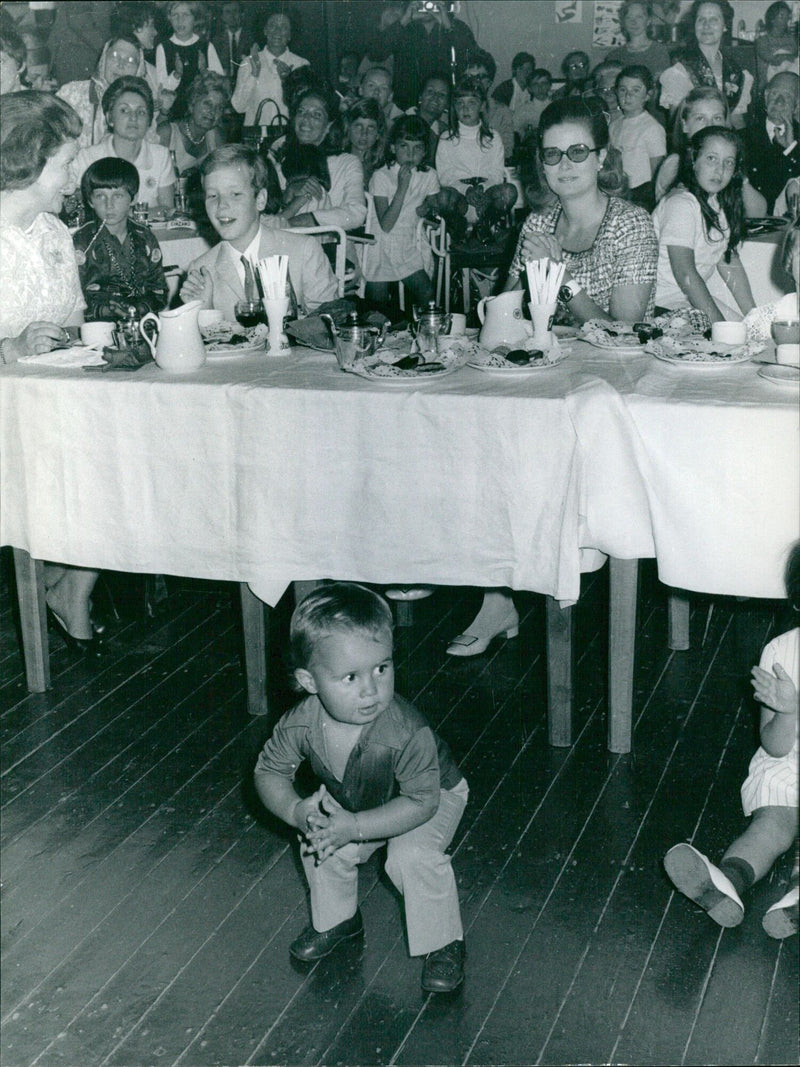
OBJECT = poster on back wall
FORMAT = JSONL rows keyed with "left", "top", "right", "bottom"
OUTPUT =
{"left": 592, "top": 0, "right": 626, "bottom": 48}
{"left": 555, "top": 1, "right": 583, "bottom": 24}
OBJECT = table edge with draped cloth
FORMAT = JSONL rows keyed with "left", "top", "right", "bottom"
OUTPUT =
{"left": 2, "top": 341, "right": 797, "bottom": 752}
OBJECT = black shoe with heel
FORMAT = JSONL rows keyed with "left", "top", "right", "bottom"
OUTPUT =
{"left": 47, "top": 607, "right": 103, "bottom": 657}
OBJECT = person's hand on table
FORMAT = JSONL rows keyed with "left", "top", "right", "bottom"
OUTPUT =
{"left": 751, "top": 662, "right": 798, "bottom": 716}
{"left": 180, "top": 266, "right": 214, "bottom": 308}
{"left": 5, "top": 321, "right": 68, "bottom": 360}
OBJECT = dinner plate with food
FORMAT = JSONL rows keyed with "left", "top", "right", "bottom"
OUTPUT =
{"left": 579, "top": 310, "right": 712, "bottom": 352}
{"left": 352, "top": 339, "right": 469, "bottom": 383}
{"left": 645, "top": 335, "right": 764, "bottom": 366}
{"left": 201, "top": 321, "right": 268, "bottom": 357}
{"left": 466, "top": 337, "right": 568, "bottom": 372}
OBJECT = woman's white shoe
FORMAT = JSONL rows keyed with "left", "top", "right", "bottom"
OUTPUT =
{"left": 446, "top": 622, "right": 519, "bottom": 657}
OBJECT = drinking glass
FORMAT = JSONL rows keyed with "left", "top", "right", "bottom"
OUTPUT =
{"left": 235, "top": 301, "right": 265, "bottom": 329}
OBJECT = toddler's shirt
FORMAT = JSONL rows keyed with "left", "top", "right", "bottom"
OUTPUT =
{"left": 255, "top": 693, "right": 462, "bottom": 813}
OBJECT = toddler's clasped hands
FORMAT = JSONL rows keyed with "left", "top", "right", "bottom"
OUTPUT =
{"left": 295, "top": 784, "right": 360, "bottom": 864}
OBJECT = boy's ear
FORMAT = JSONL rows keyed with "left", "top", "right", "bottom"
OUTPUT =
{"left": 294, "top": 668, "right": 318, "bottom": 694}
{"left": 255, "top": 187, "right": 269, "bottom": 212}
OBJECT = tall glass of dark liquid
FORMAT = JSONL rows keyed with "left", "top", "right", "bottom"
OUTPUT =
{"left": 234, "top": 300, "right": 264, "bottom": 329}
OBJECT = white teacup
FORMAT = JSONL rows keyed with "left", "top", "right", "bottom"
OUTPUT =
{"left": 776, "top": 343, "right": 800, "bottom": 366}
{"left": 448, "top": 312, "right": 467, "bottom": 336}
{"left": 198, "top": 309, "right": 223, "bottom": 329}
{"left": 80, "top": 321, "right": 115, "bottom": 347}
{"left": 710, "top": 321, "right": 746, "bottom": 345}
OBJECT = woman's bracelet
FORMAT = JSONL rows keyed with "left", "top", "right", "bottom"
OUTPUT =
{"left": 353, "top": 813, "right": 364, "bottom": 841}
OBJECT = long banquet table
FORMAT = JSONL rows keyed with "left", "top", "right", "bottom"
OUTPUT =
{"left": 2, "top": 338, "right": 797, "bottom": 751}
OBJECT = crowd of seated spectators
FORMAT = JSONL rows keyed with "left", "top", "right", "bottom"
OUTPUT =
{"left": 0, "top": 0, "right": 797, "bottom": 655}
{"left": 1, "top": 0, "right": 797, "bottom": 331}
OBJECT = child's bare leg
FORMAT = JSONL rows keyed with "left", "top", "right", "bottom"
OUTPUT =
{"left": 720, "top": 805, "right": 798, "bottom": 892}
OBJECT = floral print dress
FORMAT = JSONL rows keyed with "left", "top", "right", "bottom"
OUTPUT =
{"left": 0, "top": 213, "right": 85, "bottom": 339}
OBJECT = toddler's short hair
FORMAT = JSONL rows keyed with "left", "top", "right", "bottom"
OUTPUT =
{"left": 81, "top": 156, "right": 139, "bottom": 203}
{"left": 290, "top": 583, "right": 393, "bottom": 671}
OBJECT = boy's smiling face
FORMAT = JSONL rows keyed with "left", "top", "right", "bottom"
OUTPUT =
{"left": 203, "top": 164, "right": 267, "bottom": 249}
{"left": 295, "top": 627, "right": 395, "bottom": 726}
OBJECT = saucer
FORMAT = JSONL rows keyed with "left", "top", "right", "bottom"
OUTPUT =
{"left": 758, "top": 364, "right": 800, "bottom": 385}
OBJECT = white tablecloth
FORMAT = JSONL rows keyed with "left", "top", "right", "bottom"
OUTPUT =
{"left": 1, "top": 342, "right": 797, "bottom": 605}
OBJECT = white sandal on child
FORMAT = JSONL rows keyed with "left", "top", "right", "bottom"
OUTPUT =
{"left": 664, "top": 843, "right": 744, "bottom": 927}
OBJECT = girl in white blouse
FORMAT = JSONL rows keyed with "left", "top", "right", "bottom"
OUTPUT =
{"left": 435, "top": 76, "right": 513, "bottom": 243}
{"left": 652, "top": 125, "right": 754, "bottom": 321}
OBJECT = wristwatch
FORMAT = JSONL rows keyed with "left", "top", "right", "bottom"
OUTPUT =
{"left": 558, "top": 279, "right": 582, "bottom": 303}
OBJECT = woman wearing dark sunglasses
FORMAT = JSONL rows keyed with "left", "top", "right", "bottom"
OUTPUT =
{"left": 504, "top": 97, "right": 658, "bottom": 326}
{"left": 447, "top": 98, "right": 658, "bottom": 659}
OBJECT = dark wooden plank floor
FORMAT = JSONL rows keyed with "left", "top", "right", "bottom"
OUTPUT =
{"left": 1, "top": 549, "right": 797, "bottom": 1067}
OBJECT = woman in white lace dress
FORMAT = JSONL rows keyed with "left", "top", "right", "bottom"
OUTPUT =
{"left": 0, "top": 91, "right": 101, "bottom": 654}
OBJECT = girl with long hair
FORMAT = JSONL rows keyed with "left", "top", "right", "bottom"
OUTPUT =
{"left": 652, "top": 124, "right": 754, "bottom": 320}
{"left": 342, "top": 98, "right": 387, "bottom": 186}
{"left": 654, "top": 85, "right": 767, "bottom": 214}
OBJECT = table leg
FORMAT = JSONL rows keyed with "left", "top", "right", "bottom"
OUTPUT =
{"left": 12, "top": 548, "right": 50, "bottom": 692}
{"left": 545, "top": 595, "right": 574, "bottom": 748}
{"left": 239, "top": 583, "right": 269, "bottom": 717}
{"left": 668, "top": 592, "right": 690, "bottom": 651}
{"left": 608, "top": 557, "right": 638, "bottom": 755}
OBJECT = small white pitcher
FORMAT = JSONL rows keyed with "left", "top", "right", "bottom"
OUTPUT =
{"left": 476, "top": 290, "right": 532, "bottom": 349}
{"left": 140, "top": 300, "right": 206, "bottom": 372}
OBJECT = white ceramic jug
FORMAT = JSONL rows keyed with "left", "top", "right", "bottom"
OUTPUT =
{"left": 476, "top": 290, "right": 532, "bottom": 349}
{"left": 140, "top": 300, "right": 206, "bottom": 372}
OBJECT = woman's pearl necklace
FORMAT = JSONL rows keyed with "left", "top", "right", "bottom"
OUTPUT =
{"left": 181, "top": 121, "right": 206, "bottom": 146}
